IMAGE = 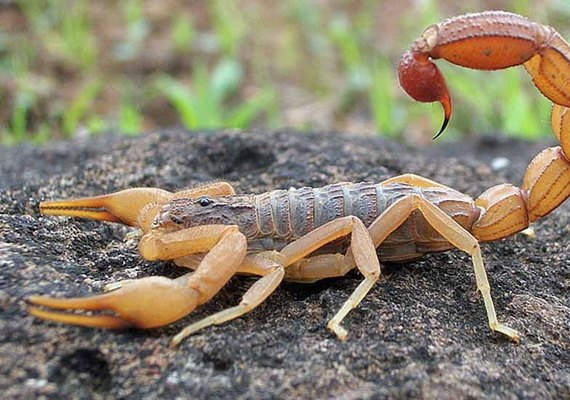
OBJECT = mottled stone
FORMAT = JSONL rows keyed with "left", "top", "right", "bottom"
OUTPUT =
{"left": 1, "top": 129, "right": 568, "bottom": 399}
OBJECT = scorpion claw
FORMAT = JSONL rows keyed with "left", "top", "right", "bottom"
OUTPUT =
{"left": 103, "top": 280, "right": 134, "bottom": 292}
{"left": 27, "top": 305, "right": 131, "bottom": 329}
{"left": 27, "top": 276, "right": 200, "bottom": 330}
{"left": 39, "top": 196, "right": 123, "bottom": 224}
{"left": 40, "top": 188, "right": 172, "bottom": 227}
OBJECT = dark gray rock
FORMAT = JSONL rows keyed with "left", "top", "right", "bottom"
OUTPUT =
{"left": 1, "top": 129, "right": 568, "bottom": 399}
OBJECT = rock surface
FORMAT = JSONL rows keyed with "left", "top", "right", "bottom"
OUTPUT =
{"left": 1, "top": 129, "right": 568, "bottom": 399}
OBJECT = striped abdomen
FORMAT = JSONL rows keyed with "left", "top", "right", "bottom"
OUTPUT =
{"left": 247, "top": 182, "right": 480, "bottom": 261}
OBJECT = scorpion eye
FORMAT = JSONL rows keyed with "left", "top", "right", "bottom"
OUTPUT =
{"left": 198, "top": 196, "right": 213, "bottom": 207}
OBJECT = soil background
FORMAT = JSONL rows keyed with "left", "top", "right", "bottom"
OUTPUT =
{"left": 1, "top": 129, "right": 569, "bottom": 399}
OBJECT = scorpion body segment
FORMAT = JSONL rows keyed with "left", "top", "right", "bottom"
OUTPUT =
{"left": 29, "top": 11, "right": 570, "bottom": 346}
{"left": 160, "top": 182, "right": 480, "bottom": 262}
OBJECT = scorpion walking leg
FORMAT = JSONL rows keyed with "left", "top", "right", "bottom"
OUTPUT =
{"left": 171, "top": 253, "right": 285, "bottom": 346}
{"left": 381, "top": 175, "right": 520, "bottom": 340}
{"left": 285, "top": 253, "right": 355, "bottom": 283}
{"left": 364, "top": 192, "right": 519, "bottom": 342}
{"left": 417, "top": 198, "right": 520, "bottom": 341}
{"left": 171, "top": 252, "right": 356, "bottom": 344}
{"left": 170, "top": 251, "right": 357, "bottom": 344}
{"left": 279, "top": 216, "right": 381, "bottom": 340}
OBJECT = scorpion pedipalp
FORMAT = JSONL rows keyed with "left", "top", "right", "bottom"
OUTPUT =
{"left": 40, "top": 188, "right": 173, "bottom": 228}
{"left": 28, "top": 276, "right": 200, "bottom": 329}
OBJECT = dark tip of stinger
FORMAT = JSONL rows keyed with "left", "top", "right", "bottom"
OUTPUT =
{"left": 432, "top": 115, "right": 450, "bottom": 140}
{"left": 432, "top": 94, "right": 452, "bottom": 140}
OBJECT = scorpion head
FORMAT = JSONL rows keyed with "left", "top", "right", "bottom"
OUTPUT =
{"left": 154, "top": 195, "right": 253, "bottom": 229}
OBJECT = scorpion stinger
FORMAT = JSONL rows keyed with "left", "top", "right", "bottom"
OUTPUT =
{"left": 398, "top": 48, "right": 453, "bottom": 139}
{"left": 399, "top": 11, "right": 570, "bottom": 137}
{"left": 433, "top": 98, "right": 451, "bottom": 140}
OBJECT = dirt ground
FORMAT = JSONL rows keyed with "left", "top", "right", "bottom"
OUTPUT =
{"left": 0, "top": 129, "right": 569, "bottom": 399}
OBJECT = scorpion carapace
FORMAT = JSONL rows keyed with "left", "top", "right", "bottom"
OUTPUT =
{"left": 30, "top": 11, "right": 570, "bottom": 346}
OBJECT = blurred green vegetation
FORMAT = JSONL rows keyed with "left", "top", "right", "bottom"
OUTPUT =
{"left": 1, "top": 0, "right": 569, "bottom": 144}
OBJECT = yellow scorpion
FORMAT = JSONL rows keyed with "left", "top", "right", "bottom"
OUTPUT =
{"left": 29, "top": 11, "right": 570, "bottom": 346}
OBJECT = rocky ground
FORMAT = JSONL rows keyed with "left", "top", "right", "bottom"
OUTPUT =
{"left": 1, "top": 129, "right": 568, "bottom": 399}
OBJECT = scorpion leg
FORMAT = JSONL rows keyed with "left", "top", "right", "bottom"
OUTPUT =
{"left": 363, "top": 193, "right": 519, "bottom": 342}
{"left": 170, "top": 252, "right": 356, "bottom": 343}
{"left": 284, "top": 253, "right": 355, "bottom": 283}
{"left": 171, "top": 253, "right": 285, "bottom": 347}
{"left": 28, "top": 225, "right": 247, "bottom": 332}
{"left": 171, "top": 252, "right": 358, "bottom": 344}
{"left": 279, "top": 216, "right": 381, "bottom": 340}
{"left": 172, "top": 254, "right": 206, "bottom": 270}
{"left": 417, "top": 198, "right": 520, "bottom": 341}
{"left": 170, "top": 252, "right": 359, "bottom": 342}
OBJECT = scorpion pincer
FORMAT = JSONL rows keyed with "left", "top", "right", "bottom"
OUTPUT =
{"left": 30, "top": 11, "right": 570, "bottom": 346}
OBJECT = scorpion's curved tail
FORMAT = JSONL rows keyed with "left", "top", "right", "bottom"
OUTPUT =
{"left": 398, "top": 10, "right": 570, "bottom": 242}
{"left": 398, "top": 10, "right": 570, "bottom": 139}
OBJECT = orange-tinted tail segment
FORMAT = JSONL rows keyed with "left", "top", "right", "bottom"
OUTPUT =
{"left": 398, "top": 50, "right": 452, "bottom": 138}
{"left": 398, "top": 11, "right": 570, "bottom": 137}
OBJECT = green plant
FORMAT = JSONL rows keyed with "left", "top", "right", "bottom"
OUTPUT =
{"left": 156, "top": 58, "right": 275, "bottom": 129}
{"left": 62, "top": 80, "right": 103, "bottom": 136}
{"left": 19, "top": 0, "right": 97, "bottom": 71}
{"left": 2, "top": 0, "right": 568, "bottom": 144}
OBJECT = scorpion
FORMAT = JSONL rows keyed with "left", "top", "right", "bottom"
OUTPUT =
{"left": 29, "top": 11, "right": 570, "bottom": 347}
